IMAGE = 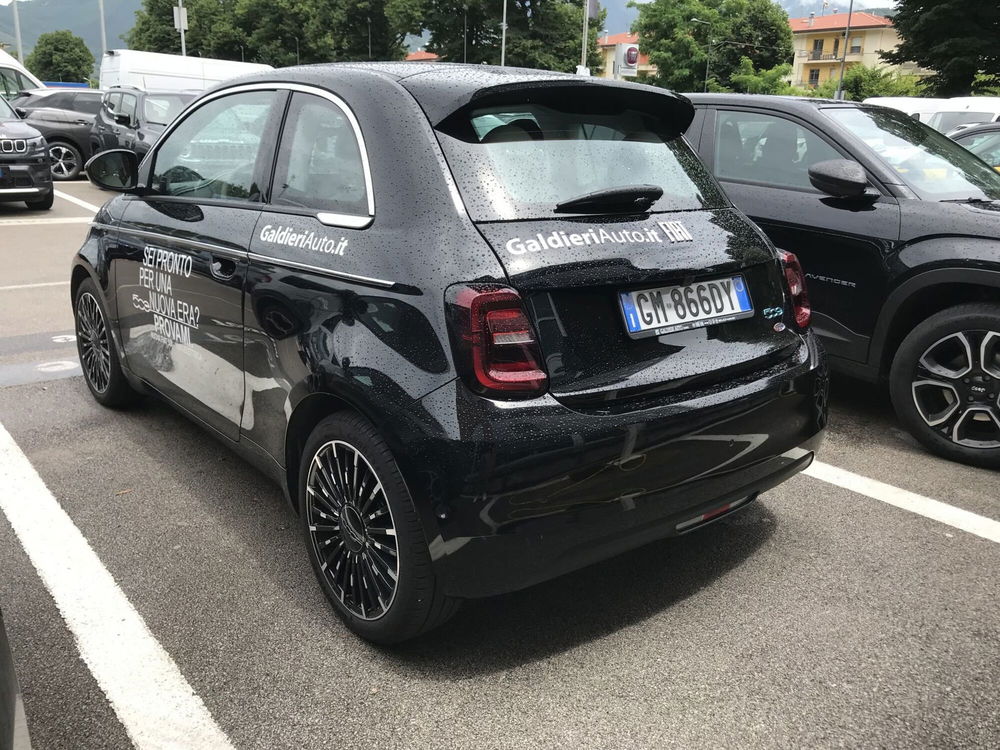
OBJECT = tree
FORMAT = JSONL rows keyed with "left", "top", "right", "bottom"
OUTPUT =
{"left": 812, "top": 64, "right": 923, "bottom": 101}
{"left": 632, "top": 0, "right": 792, "bottom": 92}
{"left": 25, "top": 30, "right": 94, "bottom": 82}
{"left": 423, "top": 0, "right": 603, "bottom": 72}
{"left": 124, "top": 0, "right": 422, "bottom": 65}
{"left": 881, "top": 0, "right": 1000, "bottom": 96}
{"left": 728, "top": 56, "right": 794, "bottom": 94}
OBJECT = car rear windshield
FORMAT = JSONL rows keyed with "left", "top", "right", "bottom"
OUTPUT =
{"left": 825, "top": 106, "right": 1000, "bottom": 201}
{"left": 144, "top": 94, "right": 192, "bottom": 126}
{"left": 435, "top": 96, "right": 726, "bottom": 221}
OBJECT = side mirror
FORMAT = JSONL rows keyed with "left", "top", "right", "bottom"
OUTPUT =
{"left": 85, "top": 149, "right": 139, "bottom": 192}
{"left": 14, "top": 107, "right": 26, "bottom": 118}
{"left": 113, "top": 112, "right": 133, "bottom": 126}
{"left": 808, "top": 159, "right": 870, "bottom": 199}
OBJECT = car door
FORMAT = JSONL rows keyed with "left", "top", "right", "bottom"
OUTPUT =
{"left": 242, "top": 88, "right": 377, "bottom": 460}
{"left": 112, "top": 88, "right": 283, "bottom": 440}
{"left": 92, "top": 92, "right": 120, "bottom": 152}
{"left": 699, "top": 106, "right": 901, "bottom": 363}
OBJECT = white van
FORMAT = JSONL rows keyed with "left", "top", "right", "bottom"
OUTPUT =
{"left": 926, "top": 97, "right": 1000, "bottom": 134}
{"left": 99, "top": 50, "right": 272, "bottom": 92}
{"left": 862, "top": 97, "right": 948, "bottom": 124}
{"left": 0, "top": 48, "right": 44, "bottom": 99}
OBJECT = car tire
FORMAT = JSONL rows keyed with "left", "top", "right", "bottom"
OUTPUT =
{"left": 25, "top": 191, "right": 53, "bottom": 210}
{"left": 48, "top": 141, "right": 83, "bottom": 181}
{"left": 890, "top": 303, "right": 1000, "bottom": 468}
{"left": 298, "top": 412, "right": 459, "bottom": 644}
{"left": 73, "top": 278, "right": 138, "bottom": 408}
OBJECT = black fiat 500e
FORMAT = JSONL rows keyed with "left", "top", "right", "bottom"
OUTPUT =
{"left": 75, "top": 64, "right": 827, "bottom": 643}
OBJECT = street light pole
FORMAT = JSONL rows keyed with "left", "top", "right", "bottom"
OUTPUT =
{"left": 580, "top": 0, "right": 589, "bottom": 70}
{"left": 691, "top": 18, "right": 711, "bottom": 92}
{"left": 178, "top": 0, "right": 187, "bottom": 57}
{"left": 11, "top": 0, "right": 23, "bottom": 63}
{"left": 98, "top": 0, "right": 108, "bottom": 54}
{"left": 834, "top": 0, "right": 854, "bottom": 100}
{"left": 295, "top": 37, "right": 300, "bottom": 65}
{"left": 500, "top": 0, "right": 508, "bottom": 66}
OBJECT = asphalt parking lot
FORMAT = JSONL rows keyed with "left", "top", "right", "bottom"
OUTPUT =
{"left": 1, "top": 183, "right": 998, "bottom": 749}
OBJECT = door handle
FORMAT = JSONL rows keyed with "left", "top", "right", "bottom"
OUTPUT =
{"left": 211, "top": 256, "right": 239, "bottom": 280}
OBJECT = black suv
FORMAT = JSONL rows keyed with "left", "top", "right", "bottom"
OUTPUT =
{"left": 91, "top": 87, "right": 194, "bottom": 160}
{"left": 0, "top": 95, "right": 53, "bottom": 210}
{"left": 11, "top": 87, "right": 105, "bottom": 180}
{"left": 76, "top": 65, "right": 826, "bottom": 643}
{"left": 687, "top": 94, "right": 1000, "bottom": 467}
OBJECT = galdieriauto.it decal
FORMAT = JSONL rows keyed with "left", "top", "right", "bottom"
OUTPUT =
{"left": 259, "top": 224, "right": 348, "bottom": 256}
{"left": 505, "top": 221, "right": 693, "bottom": 255}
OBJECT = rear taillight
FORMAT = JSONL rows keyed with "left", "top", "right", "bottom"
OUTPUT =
{"left": 446, "top": 284, "right": 548, "bottom": 397}
{"left": 779, "top": 250, "right": 811, "bottom": 330}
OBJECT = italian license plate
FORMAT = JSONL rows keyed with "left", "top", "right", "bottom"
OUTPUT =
{"left": 619, "top": 275, "right": 754, "bottom": 338}
{"left": 0, "top": 166, "right": 9, "bottom": 188}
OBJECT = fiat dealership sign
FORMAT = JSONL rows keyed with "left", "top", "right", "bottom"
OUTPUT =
{"left": 616, "top": 43, "right": 640, "bottom": 75}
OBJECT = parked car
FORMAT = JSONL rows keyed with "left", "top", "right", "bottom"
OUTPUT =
{"left": 90, "top": 87, "right": 195, "bottom": 159}
{"left": 0, "top": 48, "right": 43, "bottom": 100}
{"left": 76, "top": 64, "right": 827, "bottom": 643}
{"left": 687, "top": 94, "right": 1000, "bottom": 467}
{"left": 0, "top": 95, "right": 53, "bottom": 210}
{"left": 926, "top": 96, "right": 1000, "bottom": 133}
{"left": 9, "top": 88, "right": 105, "bottom": 180}
{"left": 0, "top": 608, "right": 31, "bottom": 750}
{"left": 862, "top": 96, "right": 948, "bottom": 124}
{"left": 949, "top": 122, "right": 1000, "bottom": 171}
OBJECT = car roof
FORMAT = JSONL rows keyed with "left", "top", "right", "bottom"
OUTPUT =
{"left": 219, "top": 62, "right": 692, "bottom": 128}
{"left": 950, "top": 122, "right": 1000, "bottom": 138}
{"left": 21, "top": 88, "right": 105, "bottom": 96}
{"left": 684, "top": 93, "right": 870, "bottom": 114}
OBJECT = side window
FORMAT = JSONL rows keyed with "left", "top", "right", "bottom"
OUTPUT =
{"left": 714, "top": 110, "right": 842, "bottom": 190}
{"left": 271, "top": 92, "right": 370, "bottom": 218}
{"left": 73, "top": 94, "right": 103, "bottom": 115}
{"left": 0, "top": 69, "right": 21, "bottom": 98}
{"left": 105, "top": 92, "right": 122, "bottom": 114}
{"left": 150, "top": 89, "right": 275, "bottom": 202}
{"left": 958, "top": 132, "right": 1000, "bottom": 168}
{"left": 43, "top": 93, "right": 72, "bottom": 110}
{"left": 119, "top": 94, "right": 138, "bottom": 124}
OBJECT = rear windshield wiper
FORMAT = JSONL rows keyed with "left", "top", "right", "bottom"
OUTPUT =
{"left": 940, "top": 197, "right": 999, "bottom": 204}
{"left": 554, "top": 184, "right": 664, "bottom": 214}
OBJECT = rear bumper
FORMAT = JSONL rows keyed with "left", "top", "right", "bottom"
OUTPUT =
{"left": 0, "top": 159, "right": 52, "bottom": 202}
{"left": 393, "top": 334, "right": 829, "bottom": 598}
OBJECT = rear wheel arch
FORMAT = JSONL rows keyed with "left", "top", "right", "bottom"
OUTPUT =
{"left": 283, "top": 391, "right": 386, "bottom": 512}
{"left": 872, "top": 270, "right": 1000, "bottom": 378}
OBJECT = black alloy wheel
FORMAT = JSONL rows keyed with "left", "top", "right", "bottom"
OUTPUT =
{"left": 891, "top": 304, "right": 1000, "bottom": 467}
{"left": 49, "top": 142, "right": 82, "bottom": 181}
{"left": 305, "top": 439, "right": 400, "bottom": 620}
{"left": 73, "top": 278, "right": 137, "bottom": 407}
{"left": 298, "top": 413, "right": 459, "bottom": 643}
{"left": 76, "top": 290, "right": 112, "bottom": 394}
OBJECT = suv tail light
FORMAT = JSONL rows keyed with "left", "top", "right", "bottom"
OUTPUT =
{"left": 445, "top": 284, "right": 548, "bottom": 397}
{"left": 779, "top": 250, "right": 811, "bottom": 330}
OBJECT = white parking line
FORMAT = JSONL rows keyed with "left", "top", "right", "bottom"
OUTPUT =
{"left": 804, "top": 460, "right": 1000, "bottom": 544}
{"left": 0, "top": 422, "right": 236, "bottom": 750}
{"left": 0, "top": 216, "right": 94, "bottom": 226}
{"left": 54, "top": 189, "right": 101, "bottom": 214}
{"left": 0, "top": 281, "right": 71, "bottom": 292}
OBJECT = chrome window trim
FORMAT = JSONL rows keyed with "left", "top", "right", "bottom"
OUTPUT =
{"left": 99, "top": 223, "right": 249, "bottom": 261}
{"left": 247, "top": 252, "right": 395, "bottom": 290}
{"left": 147, "top": 82, "right": 376, "bottom": 230}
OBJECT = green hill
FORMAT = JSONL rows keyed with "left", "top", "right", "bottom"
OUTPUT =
{"left": 0, "top": 0, "right": 141, "bottom": 75}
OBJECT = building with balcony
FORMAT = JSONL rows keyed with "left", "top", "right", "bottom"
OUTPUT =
{"left": 789, "top": 12, "right": 921, "bottom": 89}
